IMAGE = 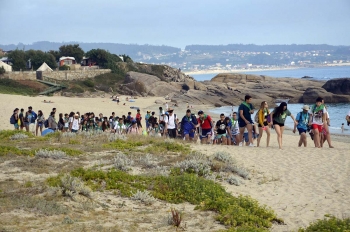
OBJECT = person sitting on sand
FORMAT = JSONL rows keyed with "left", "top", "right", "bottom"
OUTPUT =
{"left": 43, "top": 100, "right": 54, "bottom": 103}
{"left": 270, "top": 102, "right": 297, "bottom": 150}
{"left": 293, "top": 105, "right": 311, "bottom": 147}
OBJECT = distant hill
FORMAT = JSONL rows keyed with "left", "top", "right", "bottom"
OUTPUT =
{"left": 0, "top": 41, "right": 181, "bottom": 57}
{"left": 185, "top": 44, "right": 350, "bottom": 53}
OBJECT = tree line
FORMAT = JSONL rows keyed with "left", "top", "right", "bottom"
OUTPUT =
{"left": 7, "top": 44, "right": 133, "bottom": 72}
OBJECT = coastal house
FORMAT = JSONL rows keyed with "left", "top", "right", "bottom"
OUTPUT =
{"left": 36, "top": 62, "right": 53, "bottom": 72}
{"left": 0, "top": 57, "right": 12, "bottom": 65}
{"left": 59, "top": 56, "right": 76, "bottom": 66}
{"left": 0, "top": 60, "right": 12, "bottom": 72}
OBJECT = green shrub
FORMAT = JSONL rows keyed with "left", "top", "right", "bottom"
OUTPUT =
{"left": 103, "top": 139, "right": 145, "bottom": 151}
{"left": 0, "top": 145, "right": 33, "bottom": 156}
{"left": 83, "top": 79, "right": 95, "bottom": 88}
{"left": 299, "top": 215, "right": 350, "bottom": 232}
{"left": 0, "top": 130, "right": 33, "bottom": 140}
{"left": 47, "top": 167, "right": 281, "bottom": 230}
{"left": 144, "top": 140, "right": 190, "bottom": 154}
{"left": 59, "top": 65, "right": 70, "bottom": 70}
{"left": 0, "top": 79, "right": 39, "bottom": 95}
{"left": 69, "top": 85, "right": 84, "bottom": 93}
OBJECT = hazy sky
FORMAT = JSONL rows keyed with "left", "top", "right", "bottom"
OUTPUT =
{"left": 1, "top": 0, "right": 350, "bottom": 48}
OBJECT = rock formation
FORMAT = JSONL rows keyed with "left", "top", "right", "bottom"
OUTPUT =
{"left": 322, "top": 78, "right": 350, "bottom": 95}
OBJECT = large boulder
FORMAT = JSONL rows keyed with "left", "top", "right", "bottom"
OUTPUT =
{"left": 211, "top": 73, "right": 272, "bottom": 84}
{"left": 322, "top": 78, "right": 350, "bottom": 95}
{"left": 302, "top": 87, "right": 350, "bottom": 103}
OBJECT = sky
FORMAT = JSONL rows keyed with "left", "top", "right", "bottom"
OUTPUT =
{"left": 1, "top": 0, "right": 350, "bottom": 48}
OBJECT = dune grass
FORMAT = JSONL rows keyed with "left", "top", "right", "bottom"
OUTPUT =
{"left": 0, "top": 79, "right": 39, "bottom": 96}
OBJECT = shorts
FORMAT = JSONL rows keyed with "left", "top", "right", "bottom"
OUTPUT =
{"left": 238, "top": 119, "right": 253, "bottom": 128}
{"left": 312, "top": 124, "right": 323, "bottom": 132}
{"left": 38, "top": 123, "right": 43, "bottom": 128}
{"left": 71, "top": 129, "right": 78, "bottom": 133}
{"left": 231, "top": 129, "right": 239, "bottom": 136}
{"left": 200, "top": 128, "right": 212, "bottom": 139}
{"left": 14, "top": 123, "right": 19, "bottom": 129}
{"left": 183, "top": 129, "right": 195, "bottom": 138}
{"left": 216, "top": 134, "right": 226, "bottom": 139}
{"left": 258, "top": 122, "right": 268, "bottom": 128}
{"left": 297, "top": 128, "right": 307, "bottom": 135}
{"left": 167, "top": 128, "right": 177, "bottom": 138}
{"left": 273, "top": 120, "right": 284, "bottom": 127}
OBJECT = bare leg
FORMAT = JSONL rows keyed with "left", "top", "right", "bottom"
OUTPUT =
{"left": 274, "top": 125, "right": 283, "bottom": 149}
{"left": 257, "top": 127, "right": 263, "bottom": 147}
{"left": 246, "top": 124, "right": 253, "bottom": 144}
{"left": 265, "top": 127, "right": 271, "bottom": 147}
{"left": 239, "top": 127, "right": 245, "bottom": 145}
{"left": 222, "top": 136, "right": 227, "bottom": 145}
{"left": 36, "top": 124, "right": 39, "bottom": 136}
{"left": 313, "top": 129, "right": 320, "bottom": 148}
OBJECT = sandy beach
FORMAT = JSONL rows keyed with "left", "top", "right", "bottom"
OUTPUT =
{"left": 1, "top": 93, "right": 349, "bottom": 231}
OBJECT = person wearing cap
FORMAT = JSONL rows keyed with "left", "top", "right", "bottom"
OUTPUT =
{"left": 145, "top": 111, "right": 151, "bottom": 129}
{"left": 164, "top": 108, "right": 177, "bottom": 138}
{"left": 197, "top": 110, "right": 213, "bottom": 144}
{"left": 136, "top": 109, "right": 142, "bottom": 128}
{"left": 181, "top": 109, "right": 198, "bottom": 142}
{"left": 293, "top": 105, "right": 311, "bottom": 147}
{"left": 24, "top": 106, "right": 37, "bottom": 133}
{"left": 70, "top": 113, "right": 81, "bottom": 132}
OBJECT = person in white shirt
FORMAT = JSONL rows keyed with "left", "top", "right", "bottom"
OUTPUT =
{"left": 70, "top": 114, "right": 81, "bottom": 132}
{"left": 309, "top": 97, "right": 327, "bottom": 148}
{"left": 114, "top": 118, "right": 126, "bottom": 134}
{"left": 164, "top": 108, "right": 177, "bottom": 138}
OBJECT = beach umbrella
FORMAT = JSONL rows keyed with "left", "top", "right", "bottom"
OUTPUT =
{"left": 41, "top": 129, "right": 54, "bottom": 136}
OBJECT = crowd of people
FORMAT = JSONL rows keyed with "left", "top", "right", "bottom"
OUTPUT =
{"left": 9, "top": 95, "right": 347, "bottom": 149}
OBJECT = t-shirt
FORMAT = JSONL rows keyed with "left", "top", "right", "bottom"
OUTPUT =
{"left": 272, "top": 109, "right": 291, "bottom": 124}
{"left": 216, "top": 120, "right": 228, "bottom": 135}
{"left": 309, "top": 107, "right": 326, "bottom": 125}
{"left": 164, "top": 114, "right": 177, "bottom": 129}
{"left": 238, "top": 102, "right": 253, "bottom": 123}
{"left": 231, "top": 120, "right": 239, "bottom": 135}
{"left": 197, "top": 115, "right": 212, "bottom": 130}
{"left": 136, "top": 113, "right": 141, "bottom": 120}
{"left": 181, "top": 115, "right": 197, "bottom": 131}
{"left": 71, "top": 118, "right": 81, "bottom": 130}
{"left": 296, "top": 112, "right": 310, "bottom": 130}
{"left": 114, "top": 123, "right": 126, "bottom": 134}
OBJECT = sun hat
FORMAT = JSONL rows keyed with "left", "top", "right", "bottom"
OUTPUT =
{"left": 302, "top": 105, "right": 310, "bottom": 110}
{"left": 167, "top": 108, "right": 174, "bottom": 112}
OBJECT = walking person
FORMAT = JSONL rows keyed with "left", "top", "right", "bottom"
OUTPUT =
{"left": 293, "top": 105, "right": 311, "bottom": 147}
{"left": 24, "top": 106, "right": 37, "bottom": 134}
{"left": 238, "top": 95, "right": 255, "bottom": 147}
{"left": 214, "top": 114, "right": 229, "bottom": 145}
{"left": 164, "top": 108, "right": 177, "bottom": 139}
{"left": 270, "top": 102, "right": 297, "bottom": 150}
{"left": 19, "top": 108, "right": 25, "bottom": 130}
{"left": 36, "top": 110, "right": 45, "bottom": 136}
{"left": 136, "top": 109, "right": 142, "bottom": 128}
{"left": 10, "top": 108, "right": 19, "bottom": 130}
{"left": 181, "top": 109, "right": 198, "bottom": 142}
{"left": 321, "top": 101, "right": 334, "bottom": 148}
{"left": 309, "top": 97, "right": 327, "bottom": 148}
{"left": 145, "top": 111, "right": 151, "bottom": 129}
{"left": 256, "top": 101, "right": 271, "bottom": 147}
{"left": 70, "top": 113, "right": 81, "bottom": 133}
{"left": 48, "top": 111, "right": 57, "bottom": 131}
{"left": 197, "top": 110, "right": 213, "bottom": 144}
{"left": 230, "top": 112, "right": 240, "bottom": 145}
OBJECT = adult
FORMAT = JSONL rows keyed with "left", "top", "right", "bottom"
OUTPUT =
{"left": 159, "top": 107, "right": 165, "bottom": 119}
{"left": 230, "top": 112, "right": 240, "bottom": 145}
{"left": 19, "top": 108, "right": 25, "bottom": 131}
{"left": 36, "top": 110, "right": 45, "bottom": 136}
{"left": 48, "top": 111, "right": 57, "bottom": 131}
{"left": 225, "top": 117, "right": 232, "bottom": 145}
{"left": 70, "top": 113, "right": 81, "bottom": 133}
{"left": 197, "top": 110, "right": 213, "bottom": 144}
{"left": 309, "top": 97, "right": 327, "bottom": 148}
{"left": 293, "top": 105, "right": 311, "bottom": 147}
{"left": 145, "top": 111, "right": 151, "bottom": 129}
{"left": 114, "top": 117, "right": 126, "bottom": 134}
{"left": 181, "top": 109, "right": 198, "bottom": 142}
{"left": 63, "top": 113, "right": 69, "bottom": 132}
{"left": 147, "top": 112, "right": 157, "bottom": 128}
{"left": 256, "top": 101, "right": 271, "bottom": 147}
{"left": 136, "top": 109, "right": 142, "bottom": 128}
{"left": 11, "top": 108, "right": 19, "bottom": 130}
{"left": 24, "top": 106, "right": 37, "bottom": 133}
{"left": 128, "top": 120, "right": 140, "bottom": 135}
{"left": 270, "top": 102, "right": 297, "bottom": 150}
{"left": 164, "top": 108, "right": 177, "bottom": 139}
{"left": 214, "top": 114, "right": 229, "bottom": 145}
{"left": 58, "top": 113, "right": 64, "bottom": 131}
{"left": 321, "top": 101, "right": 334, "bottom": 148}
{"left": 238, "top": 95, "right": 254, "bottom": 147}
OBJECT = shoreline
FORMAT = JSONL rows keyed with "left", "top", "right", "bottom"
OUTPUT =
{"left": 184, "top": 64, "right": 350, "bottom": 76}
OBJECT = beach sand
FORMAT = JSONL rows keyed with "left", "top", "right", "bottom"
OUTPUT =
{"left": 0, "top": 93, "right": 349, "bottom": 231}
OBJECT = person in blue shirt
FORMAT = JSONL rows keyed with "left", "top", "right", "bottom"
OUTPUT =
{"left": 293, "top": 105, "right": 311, "bottom": 147}
{"left": 181, "top": 109, "right": 198, "bottom": 142}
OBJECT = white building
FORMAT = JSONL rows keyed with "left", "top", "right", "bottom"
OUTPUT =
{"left": 0, "top": 61, "right": 12, "bottom": 72}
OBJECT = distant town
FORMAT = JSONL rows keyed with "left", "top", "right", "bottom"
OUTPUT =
{"left": 1, "top": 42, "right": 350, "bottom": 73}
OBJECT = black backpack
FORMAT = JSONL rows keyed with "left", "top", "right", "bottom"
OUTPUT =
{"left": 44, "top": 119, "right": 49, "bottom": 128}
{"left": 10, "top": 114, "right": 16, "bottom": 124}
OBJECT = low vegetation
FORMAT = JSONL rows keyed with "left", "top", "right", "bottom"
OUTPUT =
{"left": 0, "top": 79, "right": 39, "bottom": 95}
{"left": 298, "top": 215, "right": 350, "bottom": 232}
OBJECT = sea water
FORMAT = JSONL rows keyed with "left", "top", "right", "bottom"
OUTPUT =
{"left": 190, "top": 66, "right": 350, "bottom": 81}
{"left": 208, "top": 103, "right": 350, "bottom": 135}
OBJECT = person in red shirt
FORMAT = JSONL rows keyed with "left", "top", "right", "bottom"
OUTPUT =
{"left": 197, "top": 110, "right": 213, "bottom": 144}
{"left": 136, "top": 109, "right": 142, "bottom": 128}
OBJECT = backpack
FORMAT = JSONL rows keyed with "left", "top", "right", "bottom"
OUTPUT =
{"left": 254, "top": 110, "right": 260, "bottom": 123}
{"left": 44, "top": 119, "right": 49, "bottom": 128}
{"left": 166, "top": 114, "right": 177, "bottom": 126}
{"left": 10, "top": 114, "right": 16, "bottom": 124}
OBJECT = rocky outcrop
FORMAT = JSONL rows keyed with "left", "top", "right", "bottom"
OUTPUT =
{"left": 302, "top": 87, "right": 350, "bottom": 103}
{"left": 322, "top": 78, "right": 350, "bottom": 95}
{"left": 211, "top": 73, "right": 272, "bottom": 84}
